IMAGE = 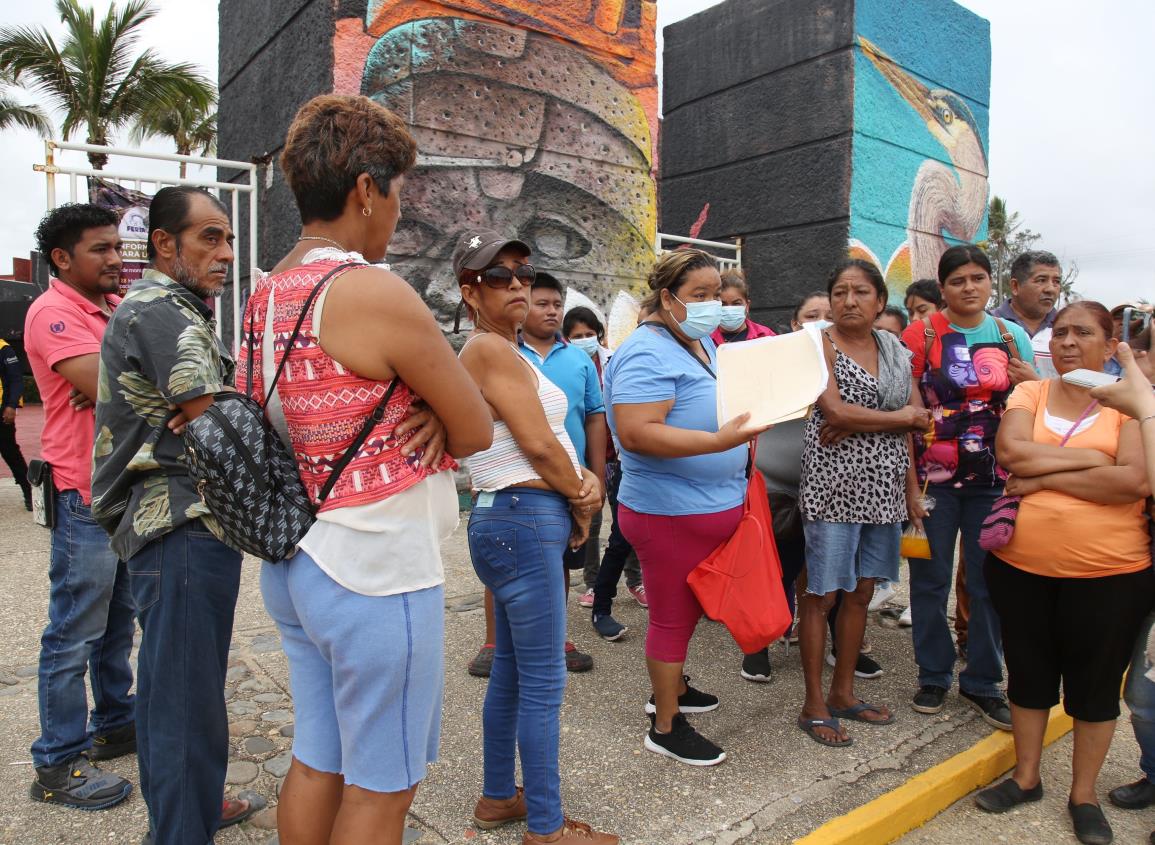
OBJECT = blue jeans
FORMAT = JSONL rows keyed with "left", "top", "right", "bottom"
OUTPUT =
{"left": 1125, "top": 610, "right": 1155, "bottom": 781}
{"left": 467, "top": 488, "right": 569, "bottom": 836}
{"left": 127, "top": 521, "right": 241, "bottom": 845}
{"left": 910, "top": 484, "right": 1004, "bottom": 696}
{"left": 32, "top": 489, "right": 136, "bottom": 768}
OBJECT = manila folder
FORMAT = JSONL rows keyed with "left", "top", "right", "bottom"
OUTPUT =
{"left": 715, "top": 325, "right": 828, "bottom": 428}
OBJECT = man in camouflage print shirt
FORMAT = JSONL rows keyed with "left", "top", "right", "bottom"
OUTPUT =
{"left": 92, "top": 187, "right": 247, "bottom": 844}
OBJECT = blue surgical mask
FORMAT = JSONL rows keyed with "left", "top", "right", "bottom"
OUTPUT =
{"left": 570, "top": 336, "right": 601, "bottom": 357}
{"left": 719, "top": 305, "right": 747, "bottom": 332}
{"left": 670, "top": 294, "right": 723, "bottom": 340}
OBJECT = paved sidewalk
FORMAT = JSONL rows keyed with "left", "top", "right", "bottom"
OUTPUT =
{"left": 0, "top": 477, "right": 1140, "bottom": 844}
{"left": 898, "top": 717, "right": 1153, "bottom": 845}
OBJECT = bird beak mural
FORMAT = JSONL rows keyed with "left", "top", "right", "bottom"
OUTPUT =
{"left": 859, "top": 37, "right": 936, "bottom": 128}
{"left": 850, "top": 35, "right": 989, "bottom": 292}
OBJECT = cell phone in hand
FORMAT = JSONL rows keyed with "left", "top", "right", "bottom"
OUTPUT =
{"left": 1061, "top": 369, "right": 1120, "bottom": 389}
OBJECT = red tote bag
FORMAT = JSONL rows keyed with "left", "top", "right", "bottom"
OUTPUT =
{"left": 687, "top": 465, "right": 792, "bottom": 654}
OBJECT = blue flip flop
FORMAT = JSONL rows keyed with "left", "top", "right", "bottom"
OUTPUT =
{"left": 829, "top": 700, "right": 895, "bottom": 725}
{"left": 797, "top": 716, "right": 852, "bottom": 747}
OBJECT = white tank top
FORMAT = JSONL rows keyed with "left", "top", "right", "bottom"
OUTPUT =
{"left": 461, "top": 334, "right": 582, "bottom": 492}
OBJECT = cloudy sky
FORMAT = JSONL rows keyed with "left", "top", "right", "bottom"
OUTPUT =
{"left": 1, "top": 0, "right": 1150, "bottom": 307}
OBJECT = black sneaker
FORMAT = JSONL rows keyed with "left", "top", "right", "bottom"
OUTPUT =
{"left": 1109, "top": 777, "right": 1155, "bottom": 809}
{"left": 975, "top": 778, "right": 1043, "bottom": 813}
{"left": 645, "top": 675, "right": 718, "bottom": 714}
{"left": 826, "top": 649, "right": 884, "bottom": 679}
{"left": 468, "top": 644, "right": 494, "bottom": 677}
{"left": 644, "top": 713, "right": 726, "bottom": 766}
{"left": 961, "top": 690, "right": 1012, "bottom": 730}
{"left": 740, "top": 648, "right": 772, "bottom": 683}
{"left": 565, "top": 642, "right": 594, "bottom": 672}
{"left": 87, "top": 722, "right": 136, "bottom": 761}
{"left": 912, "top": 685, "right": 948, "bottom": 714}
{"left": 30, "top": 756, "right": 132, "bottom": 810}
{"left": 592, "top": 614, "right": 627, "bottom": 642}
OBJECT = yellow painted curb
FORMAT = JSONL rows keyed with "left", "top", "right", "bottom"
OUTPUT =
{"left": 794, "top": 704, "right": 1074, "bottom": 845}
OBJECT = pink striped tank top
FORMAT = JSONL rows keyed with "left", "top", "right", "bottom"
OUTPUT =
{"left": 462, "top": 335, "right": 581, "bottom": 492}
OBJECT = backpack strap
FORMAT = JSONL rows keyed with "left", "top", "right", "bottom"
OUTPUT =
{"left": 262, "top": 262, "right": 361, "bottom": 409}
{"left": 315, "top": 377, "right": 400, "bottom": 507}
{"left": 991, "top": 316, "right": 1023, "bottom": 362}
{"left": 921, "top": 316, "right": 937, "bottom": 365}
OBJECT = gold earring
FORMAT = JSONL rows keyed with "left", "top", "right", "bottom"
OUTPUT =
{"left": 363, "top": 206, "right": 372, "bottom": 217}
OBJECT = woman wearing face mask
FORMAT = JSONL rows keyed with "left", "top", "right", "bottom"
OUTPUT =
{"left": 710, "top": 269, "right": 776, "bottom": 345}
{"left": 605, "top": 249, "right": 770, "bottom": 766}
{"left": 563, "top": 307, "right": 646, "bottom": 639}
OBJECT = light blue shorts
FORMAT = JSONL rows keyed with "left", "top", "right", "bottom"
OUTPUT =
{"left": 260, "top": 549, "right": 444, "bottom": 792}
{"left": 803, "top": 520, "right": 901, "bottom": 597}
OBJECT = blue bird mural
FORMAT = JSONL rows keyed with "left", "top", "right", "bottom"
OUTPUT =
{"left": 854, "top": 36, "right": 989, "bottom": 287}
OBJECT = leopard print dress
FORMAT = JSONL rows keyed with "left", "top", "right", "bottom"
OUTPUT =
{"left": 799, "top": 335, "right": 909, "bottom": 525}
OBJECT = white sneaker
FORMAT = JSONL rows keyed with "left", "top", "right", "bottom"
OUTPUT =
{"left": 898, "top": 606, "right": 913, "bottom": 627}
{"left": 868, "top": 581, "right": 897, "bottom": 611}
{"left": 578, "top": 587, "right": 595, "bottom": 608}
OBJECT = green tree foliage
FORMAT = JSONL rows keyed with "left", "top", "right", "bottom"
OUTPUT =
{"left": 0, "top": 0, "right": 215, "bottom": 169}
{"left": 981, "top": 195, "right": 1080, "bottom": 305}
{"left": 131, "top": 98, "right": 217, "bottom": 177}
{"left": 0, "top": 68, "right": 52, "bottom": 135}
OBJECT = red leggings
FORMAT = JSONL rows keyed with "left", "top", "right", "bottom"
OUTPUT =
{"left": 619, "top": 504, "right": 743, "bottom": 662}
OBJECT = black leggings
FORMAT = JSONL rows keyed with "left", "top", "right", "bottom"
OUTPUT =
{"left": 0, "top": 419, "right": 27, "bottom": 489}
{"left": 986, "top": 553, "right": 1155, "bottom": 722}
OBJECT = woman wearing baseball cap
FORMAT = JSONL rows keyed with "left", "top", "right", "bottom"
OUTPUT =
{"left": 453, "top": 229, "right": 616, "bottom": 844}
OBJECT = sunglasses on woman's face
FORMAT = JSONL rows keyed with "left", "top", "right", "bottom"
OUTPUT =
{"left": 476, "top": 264, "right": 536, "bottom": 289}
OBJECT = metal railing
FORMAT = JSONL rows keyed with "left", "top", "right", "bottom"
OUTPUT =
{"left": 35, "top": 140, "right": 259, "bottom": 355}
{"left": 656, "top": 233, "right": 743, "bottom": 271}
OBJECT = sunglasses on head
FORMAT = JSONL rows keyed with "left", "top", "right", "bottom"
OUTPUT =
{"left": 474, "top": 264, "right": 536, "bottom": 288}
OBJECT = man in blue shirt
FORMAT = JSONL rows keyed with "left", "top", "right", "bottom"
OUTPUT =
{"left": 520, "top": 272, "right": 606, "bottom": 669}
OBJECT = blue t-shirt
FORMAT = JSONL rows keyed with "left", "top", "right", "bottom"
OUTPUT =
{"left": 604, "top": 324, "right": 746, "bottom": 516}
{"left": 519, "top": 336, "right": 604, "bottom": 467}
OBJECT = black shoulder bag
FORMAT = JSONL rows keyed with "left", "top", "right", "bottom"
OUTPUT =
{"left": 183, "top": 263, "right": 397, "bottom": 561}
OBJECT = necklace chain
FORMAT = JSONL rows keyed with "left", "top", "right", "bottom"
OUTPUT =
{"left": 297, "top": 234, "right": 347, "bottom": 252}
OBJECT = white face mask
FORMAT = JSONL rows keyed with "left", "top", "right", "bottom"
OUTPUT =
{"left": 670, "top": 294, "right": 723, "bottom": 340}
{"left": 719, "top": 305, "right": 747, "bottom": 331}
{"left": 569, "top": 336, "right": 601, "bottom": 357}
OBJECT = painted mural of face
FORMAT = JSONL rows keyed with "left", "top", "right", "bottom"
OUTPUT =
{"left": 361, "top": 17, "right": 656, "bottom": 326}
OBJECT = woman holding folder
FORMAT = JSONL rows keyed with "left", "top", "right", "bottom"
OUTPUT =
{"left": 604, "top": 249, "right": 768, "bottom": 766}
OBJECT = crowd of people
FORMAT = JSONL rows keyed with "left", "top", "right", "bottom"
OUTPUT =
{"left": 11, "top": 92, "right": 1155, "bottom": 845}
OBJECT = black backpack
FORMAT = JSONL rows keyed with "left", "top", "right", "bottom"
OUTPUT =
{"left": 183, "top": 262, "right": 396, "bottom": 561}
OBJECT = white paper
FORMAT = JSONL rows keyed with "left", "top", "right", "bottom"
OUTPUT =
{"left": 715, "top": 323, "right": 829, "bottom": 427}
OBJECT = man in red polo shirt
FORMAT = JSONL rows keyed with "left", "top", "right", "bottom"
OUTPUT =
{"left": 24, "top": 204, "right": 137, "bottom": 809}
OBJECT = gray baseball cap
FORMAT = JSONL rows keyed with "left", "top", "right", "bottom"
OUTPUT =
{"left": 451, "top": 229, "right": 531, "bottom": 279}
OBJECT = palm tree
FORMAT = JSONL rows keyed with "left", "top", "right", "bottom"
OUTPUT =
{"left": 0, "top": 0, "right": 215, "bottom": 170}
{"left": 131, "top": 98, "right": 217, "bottom": 178}
{"left": 0, "top": 68, "right": 52, "bottom": 135}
